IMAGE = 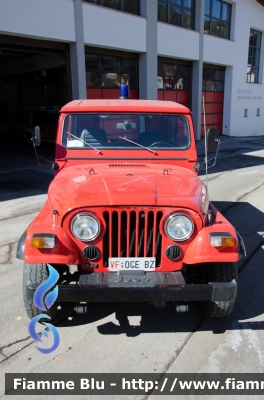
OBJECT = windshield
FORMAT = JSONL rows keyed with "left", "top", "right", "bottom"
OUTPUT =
{"left": 62, "top": 113, "right": 190, "bottom": 150}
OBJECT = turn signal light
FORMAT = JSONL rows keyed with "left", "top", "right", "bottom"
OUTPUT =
{"left": 210, "top": 234, "right": 235, "bottom": 247}
{"left": 30, "top": 234, "right": 56, "bottom": 248}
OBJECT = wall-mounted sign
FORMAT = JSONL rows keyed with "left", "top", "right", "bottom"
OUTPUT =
{"left": 237, "top": 89, "right": 262, "bottom": 101}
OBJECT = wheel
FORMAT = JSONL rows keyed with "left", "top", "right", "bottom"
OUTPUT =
{"left": 196, "top": 262, "right": 238, "bottom": 317}
{"left": 23, "top": 263, "right": 58, "bottom": 321}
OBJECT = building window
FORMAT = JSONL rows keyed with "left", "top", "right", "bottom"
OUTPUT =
{"left": 84, "top": 0, "right": 139, "bottom": 15}
{"left": 204, "top": 0, "right": 231, "bottom": 39}
{"left": 158, "top": 0, "right": 195, "bottom": 30}
{"left": 203, "top": 67, "right": 224, "bottom": 92}
{"left": 157, "top": 61, "right": 190, "bottom": 107}
{"left": 158, "top": 62, "right": 190, "bottom": 91}
{"left": 247, "top": 28, "right": 262, "bottom": 83}
{"left": 86, "top": 54, "right": 138, "bottom": 89}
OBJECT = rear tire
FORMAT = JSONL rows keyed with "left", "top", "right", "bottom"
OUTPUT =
{"left": 197, "top": 262, "right": 238, "bottom": 318}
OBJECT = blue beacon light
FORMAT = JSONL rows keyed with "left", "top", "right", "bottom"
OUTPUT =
{"left": 119, "top": 84, "right": 130, "bottom": 99}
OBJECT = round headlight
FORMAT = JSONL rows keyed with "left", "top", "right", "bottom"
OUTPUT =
{"left": 71, "top": 213, "right": 100, "bottom": 241}
{"left": 165, "top": 214, "right": 194, "bottom": 241}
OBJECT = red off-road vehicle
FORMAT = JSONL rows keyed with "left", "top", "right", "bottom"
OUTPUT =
{"left": 17, "top": 96, "right": 245, "bottom": 320}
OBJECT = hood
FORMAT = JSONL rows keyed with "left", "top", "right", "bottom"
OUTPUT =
{"left": 48, "top": 163, "right": 206, "bottom": 217}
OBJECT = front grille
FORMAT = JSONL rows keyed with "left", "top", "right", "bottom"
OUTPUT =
{"left": 103, "top": 210, "right": 163, "bottom": 267}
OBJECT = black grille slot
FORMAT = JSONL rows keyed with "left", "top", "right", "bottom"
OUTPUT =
{"left": 147, "top": 212, "right": 154, "bottom": 257}
{"left": 155, "top": 212, "right": 163, "bottom": 266}
{"left": 103, "top": 210, "right": 163, "bottom": 267}
{"left": 166, "top": 245, "right": 182, "bottom": 261}
{"left": 103, "top": 211, "right": 109, "bottom": 263}
{"left": 120, "top": 211, "right": 127, "bottom": 257}
{"left": 138, "top": 211, "right": 145, "bottom": 257}
{"left": 129, "top": 211, "right": 136, "bottom": 257}
{"left": 112, "top": 211, "right": 118, "bottom": 258}
{"left": 83, "top": 245, "right": 100, "bottom": 260}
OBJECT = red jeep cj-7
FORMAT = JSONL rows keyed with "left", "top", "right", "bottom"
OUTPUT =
{"left": 17, "top": 96, "right": 245, "bottom": 320}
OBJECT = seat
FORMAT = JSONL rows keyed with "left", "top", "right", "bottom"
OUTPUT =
{"left": 138, "top": 131, "right": 164, "bottom": 146}
{"left": 173, "top": 119, "right": 189, "bottom": 147}
{"left": 80, "top": 128, "right": 108, "bottom": 147}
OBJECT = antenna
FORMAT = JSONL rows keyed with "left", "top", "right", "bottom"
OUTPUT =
{"left": 202, "top": 96, "right": 212, "bottom": 226}
{"left": 202, "top": 95, "right": 208, "bottom": 187}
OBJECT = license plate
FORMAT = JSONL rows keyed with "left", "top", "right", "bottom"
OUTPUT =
{"left": 109, "top": 257, "right": 155, "bottom": 271}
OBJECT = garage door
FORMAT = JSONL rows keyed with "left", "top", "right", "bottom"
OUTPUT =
{"left": 0, "top": 37, "right": 70, "bottom": 147}
{"left": 86, "top": 52, "right": 139, "bottom": 100}
{"left": 201, "top": 66, "right": 225, "bottom": 137}
{"left": 158, "top": 61, "right": 191, "bottom": 108}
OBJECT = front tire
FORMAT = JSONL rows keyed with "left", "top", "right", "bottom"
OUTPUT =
{"left": 23, "top": 263, "right": 58, "bottom": 321}
{"left": 197, "top": 262, "right": 238, "bottom": 318}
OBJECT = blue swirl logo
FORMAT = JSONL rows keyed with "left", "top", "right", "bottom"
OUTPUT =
{"left": 28, "top": 264, "right": 60, "bottom": 354}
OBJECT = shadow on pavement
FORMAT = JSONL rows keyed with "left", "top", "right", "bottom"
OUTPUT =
{"left": 197, "top": 137, "right": 264, "bottom": 176}
{"left": 0, "top": 137, "right": 54, "bottom": 201}
{"left": 0, "top": 169, "right": 53, "bottom": 201}
{"left": 199, "top": 153, "right": 264, "bottom": 177}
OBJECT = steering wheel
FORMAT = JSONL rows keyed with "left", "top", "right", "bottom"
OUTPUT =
{"left": 149, "top": 142, "right": 174, "bottom": 148}
{"left": 112, "top": 139, "right": 136, "bottom": 147}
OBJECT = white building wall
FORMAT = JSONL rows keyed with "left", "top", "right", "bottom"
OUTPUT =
{"left": 203, "top": 0, "right": 264, "bottom": 137}
{"left": 0, "top": 0, "right": 76, "bottom": 42}
{"left": 158, "top": 22, "right": 200, "bottom": 60}
{"left": 204, "top": 35, "right": 236, "bottom": 66}
{"left": 228, "top": 0, "right": 264, "bottom": 136}
{"left": 82, "top": 3, "right": 146, "bottom": 53}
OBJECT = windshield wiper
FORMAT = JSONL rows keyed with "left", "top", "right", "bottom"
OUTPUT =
{"left": 119, "top": 136, "right": 157, "bottom": 154}
{"left": 67, "top": 132, "right": 101, "bottom": 154}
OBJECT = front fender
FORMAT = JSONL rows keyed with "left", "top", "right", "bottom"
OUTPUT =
{"left": 17, "top": 230, "right": 27, "bottom": 260}
{"left": 183, "top": 210, "right": 241, "bottom": 264}
{"left": 20, "top": 199, "right": 81, "bottom": 265}
{"left": 24, "top": 225, "right": 81, "bottom": 265}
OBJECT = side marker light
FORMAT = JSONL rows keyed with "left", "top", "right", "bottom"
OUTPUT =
{"left": 30, "top": 234, "right": 56, "bottom": 248}
{"left": 210, "top": 234, "right": 235, "bottom": 247}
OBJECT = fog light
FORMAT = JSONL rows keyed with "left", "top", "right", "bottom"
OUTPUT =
{"left": 210, "top": 234, "right": 235, "bottom": 247}
{"left": 31, "top": 234, "right": 56, "bottom": 248}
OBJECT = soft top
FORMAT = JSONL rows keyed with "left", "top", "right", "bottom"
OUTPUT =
{"left": 60, "top": 99, "right": 191, "bottom": 114}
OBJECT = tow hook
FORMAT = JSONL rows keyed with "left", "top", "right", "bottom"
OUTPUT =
{"left": 75, "top": 303, "right": 88, "bottom": 314}
{"left": 175, "top": 302, "right": 189, "bottom": 313}
{"left": 150, "top": 301, "right": 167, "bottom": 309}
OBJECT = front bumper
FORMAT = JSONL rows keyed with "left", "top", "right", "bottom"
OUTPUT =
{"left": 26, "top": 271, "right": 237, "bottom": 303}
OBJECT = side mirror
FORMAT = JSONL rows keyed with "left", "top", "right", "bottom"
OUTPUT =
{"left": 207, "top": 127, "right": 219, "bottom": 153}
{"left": 32, "top": 126, "right": 54, "bottom": 171}
{"left": 201, "top": 128, "right": 221, "bottom": 171}
{"left": 34, "top": 126, "right": 41, "bottom": 146}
